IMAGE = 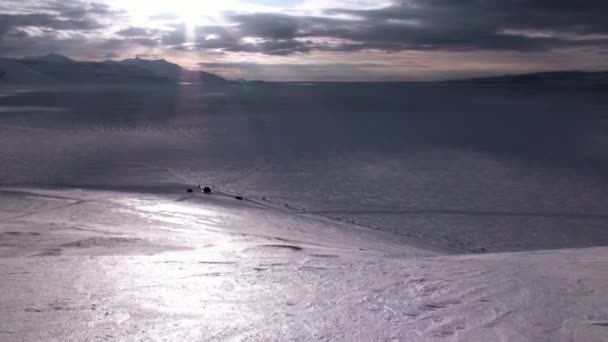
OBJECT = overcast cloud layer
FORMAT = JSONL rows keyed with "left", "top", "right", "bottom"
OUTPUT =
{"left": 1, "top": 0, "right": 608, "bottom": 80}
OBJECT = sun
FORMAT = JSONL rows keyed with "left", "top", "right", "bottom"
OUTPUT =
{"left": 171, "top": 1, "right": 227, "bottom": 22}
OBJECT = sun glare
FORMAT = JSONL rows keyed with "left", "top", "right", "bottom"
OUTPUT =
{"left": 109, "top": 0, "right": 240, "bottom": 47}
{"left": 111, "top": 0, "right": 237, "bottom": 25}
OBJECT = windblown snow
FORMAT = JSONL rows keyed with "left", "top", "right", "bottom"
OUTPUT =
{"left": 1, "top": 81, "right": 608, "bottom": 341}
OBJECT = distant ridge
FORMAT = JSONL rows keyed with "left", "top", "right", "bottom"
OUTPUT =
{"left": 22, "top": 53, "right": 74, "bottom": 64}
{"left": 109, "top": 57, "right": 228, "bottom": 84}
{"left": 447, "top": 71, "right": 608, "bottom": 85}
{"left": 0, "top": 53, "right": 229, "bottom": 85}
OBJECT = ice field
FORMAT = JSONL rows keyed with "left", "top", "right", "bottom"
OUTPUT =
{"left": 1, "top": 83, "right": 608, "bottom": 341}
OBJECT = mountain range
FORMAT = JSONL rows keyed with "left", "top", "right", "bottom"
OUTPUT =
{"left": 1, "top": 54, "right": 607, "bottom": 86}
{"left": 0, "top": 53, "right": 228, "bottom": 85}
{"left": 447, "top": 70, "right": 608, "bottom": 85}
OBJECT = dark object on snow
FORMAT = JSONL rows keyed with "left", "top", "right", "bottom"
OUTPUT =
{"left": 235, "top": 196, "right": 244, "bottom": 201}
{"left": 202, "top": 186, "right": 212, "bottom": 194}
{"left": 187, "top": 188, "right": 193, "bottom": 193}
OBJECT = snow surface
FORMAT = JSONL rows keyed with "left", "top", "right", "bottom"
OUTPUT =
{"left": 1, "top": 187, "right": 607, "bottom": 341}
{"left": 1, "top": 83, "right": 608, "bottom": 341}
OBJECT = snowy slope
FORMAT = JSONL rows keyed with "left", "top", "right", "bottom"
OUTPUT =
{"left": 116, "top": 57, "right": 229, "bottom": 84}
{"left": 0, "top": 187, "right": 607, "bottom": 341}
{"left": 118, "top": 57, "right": 184, "bottom": 80}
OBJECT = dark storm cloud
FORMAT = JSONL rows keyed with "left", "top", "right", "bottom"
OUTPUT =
{"left": 115, "top": 26, "right": 162, "bottom": 47}
{"left": 207, "top": 0, "right": 608, "bottom": 55}
{"left": 232, "top": 13, "right": 300, "bottom": 40}
{"left": 228, "top": 38, "right": 311, "bottom": 55}
{"left": 0, "top": 1, "right": 117, "bottom": 33}
{"left": 2, "top": 0, "right": 608, "bottom": 58}
{"left": 0, "top": 1, "right": 123, "bottom": 57}
{"left": 156, "top": 22, "right": 310, "bottom": 56}
{"left": 116, "top": 27, "right": 157, "bottom": 38}
{"left": 0, "top": 13, "right": 102, "bottom": 34}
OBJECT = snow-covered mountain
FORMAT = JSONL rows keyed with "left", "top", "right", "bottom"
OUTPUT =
{"left": 23, "top": 59, "right": 168, "bottom": 83}
{"left": 22, "top": 53, "right": 74, "bottom": 64}
{"left": 0, "top": 54, "right": 228, "bottom": 85}
{"left": 113, "top": 57, "right": 228, "bottom": 84}
{"left": 115, "top": 57, "right": 183, "bottom": 80}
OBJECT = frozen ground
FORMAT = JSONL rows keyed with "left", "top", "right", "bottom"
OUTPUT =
{"left": 1, "top": 83, "right": 608, "bottom": 340}
{"left": 1, "top": 187, "right": 607, "bottom": 341}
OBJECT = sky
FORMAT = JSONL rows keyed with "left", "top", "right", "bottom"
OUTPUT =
{"left": 1, "top": 0, "right": 608, "bottom": 81}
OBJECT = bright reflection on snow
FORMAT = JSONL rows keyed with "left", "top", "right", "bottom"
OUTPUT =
{"left": 116, "top": 198, "right": 226, "bottom": 227}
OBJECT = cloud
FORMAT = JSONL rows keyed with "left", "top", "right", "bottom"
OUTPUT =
{"left": 0, "top": 1, "right": 119, "bottom": 32}
{"left": 116, "top": 27, "right": 159, "bottom": 38}
{"left": 1, "top": 0, "right": 608, "bottom": 79}
{"left": 220, "top": 0, "right": 608, "bottom": 54}
{"left": 0, "top": 1, "right": 123, "bottom": 58}
{"left": 233, "top": 13, "right": 300, "bottom": 40}
{"left": 140, "top": 1, "right": 608, "bottom": 56}
{"left": 0, "top": 13, "right": 103, "bottom": 33}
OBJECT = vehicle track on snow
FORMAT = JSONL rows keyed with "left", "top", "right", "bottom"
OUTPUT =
{"left": 211, "top": 160, "right": 270, "bottom": 189}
